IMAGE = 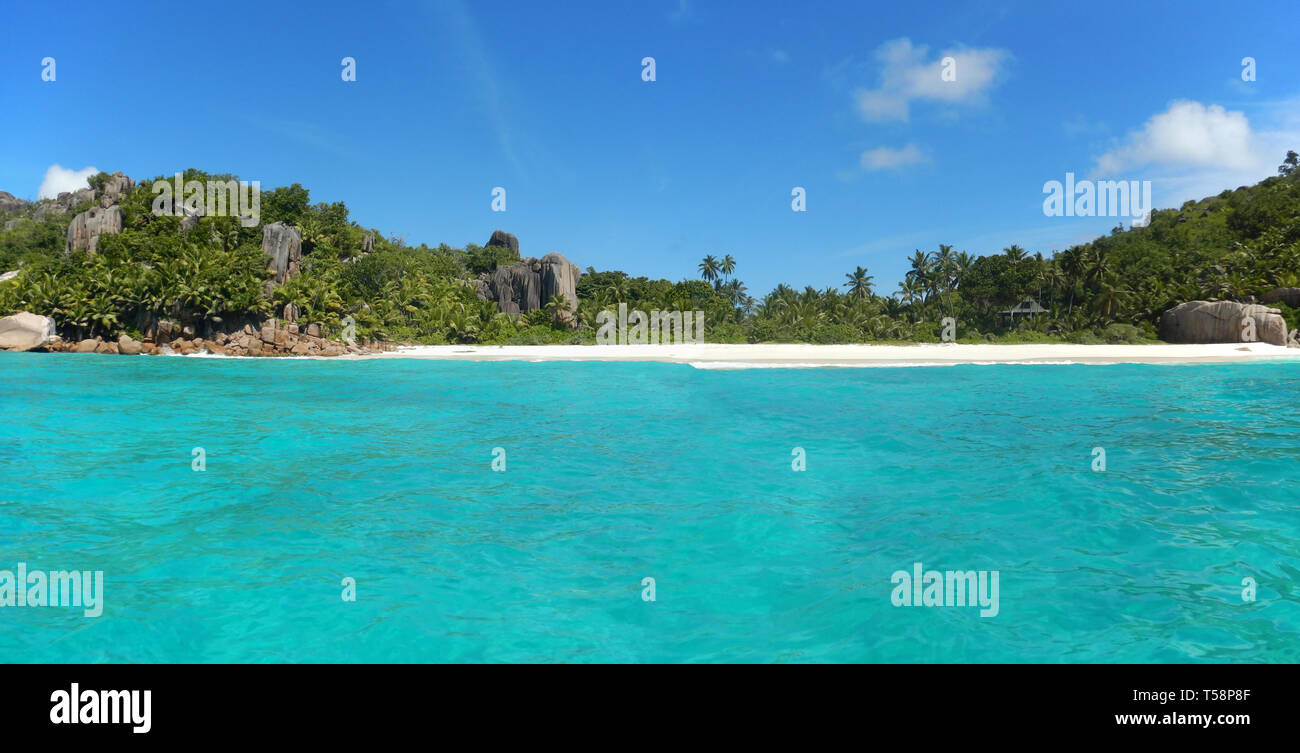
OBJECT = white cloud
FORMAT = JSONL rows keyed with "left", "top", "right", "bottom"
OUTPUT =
{"left": 861, "top": 144, "right": 928, "bottom": 171}
{"left": 854, "top": 38, "right": 1009, "bottom": 122}
{"left": 1085, "top": 99, "right": 1300, "bottom": 210}
{"left": 1092, "top": 101, "right": 1259, "bottom": 175}
{"left": 38, "top": 164, "right": 99, "bottom": 200}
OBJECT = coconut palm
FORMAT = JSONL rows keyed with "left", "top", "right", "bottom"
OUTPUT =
{"left": 545, "top": 293, "right": 574, "bottom": 326}
{"left": 1058, "top": 246, "right": 1086, "bottom": 315}
{"left": 1093, "top": 278, "right": 1129, "bottom": 319}
{"left": 843, "top": 266, "right": 874, "bottom": 299}
{"left": 698, "top": 255, "right": 721, "bottom": 283}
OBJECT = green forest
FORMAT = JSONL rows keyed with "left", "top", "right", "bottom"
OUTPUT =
{"left": 3, "top": 154, "right": 1300, "bottom": 347}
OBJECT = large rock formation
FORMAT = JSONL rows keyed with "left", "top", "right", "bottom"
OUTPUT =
{"left": 488, "top": 261, "right": 542, "bottom": 314}
{"left": 66, "top": 205, "right": 123, "bottom": 254}
{"left": 483, "top": 252, "right": 581, "bottom": 324}
{"left": 0, "top": 312, "right": 57, "bottom": 351}
{"left": 0, "top": 191, "right": 26, "bottom": 214}
{"left": 1160, "top": 300, "right": 1289, "bottom": 345}
{"left": 1261, "top": 287, "right": 1300, "bottom": 308}
{"left": 32, "top": 188, "right": 93, "bottom": 222}
{"left": 97, "top": 172, "right": 135, "bottom": 208}
{"left": 262, "top": 222, "right": 303, "bottom": 284}
{"left": 485, "top": 229, "right": 519, "bottom": 252}
{"left": 540, "top": 252, "right": 580, "bottom": 313}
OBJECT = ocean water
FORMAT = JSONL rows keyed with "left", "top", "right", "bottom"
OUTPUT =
{"left": 1, "top": 352, "right": 1298, "bottom": 663}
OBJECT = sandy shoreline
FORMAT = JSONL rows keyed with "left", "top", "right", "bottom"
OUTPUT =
{"left": 357, "top": 342, "right": 1300, "bottom": 367}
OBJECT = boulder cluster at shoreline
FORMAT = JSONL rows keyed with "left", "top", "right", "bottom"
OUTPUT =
{"left": 0, "top": 311, "right": 390, "bottom": 357}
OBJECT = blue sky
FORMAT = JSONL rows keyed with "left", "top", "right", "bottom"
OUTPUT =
{"left": 2, "top": 0, "right": 1298, "bottom": 296}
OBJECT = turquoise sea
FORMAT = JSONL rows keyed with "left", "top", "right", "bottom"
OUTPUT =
{"left": 1, "top": 352, "right": 1297, "bottom": 663}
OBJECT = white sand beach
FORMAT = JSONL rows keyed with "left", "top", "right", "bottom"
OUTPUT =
{"left": 366, "top": 342, "right": 1300, "bottom": 367}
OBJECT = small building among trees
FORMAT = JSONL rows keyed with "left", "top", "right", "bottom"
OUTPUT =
{"left": 999, "top": 296, "right": 1048, "bottom": 323}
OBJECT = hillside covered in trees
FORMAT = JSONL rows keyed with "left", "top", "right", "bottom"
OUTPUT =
{"left": 2, "top": 155, "right": 1299, "bottom": 350}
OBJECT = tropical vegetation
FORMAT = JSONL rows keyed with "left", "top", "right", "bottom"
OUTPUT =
{"left": 3, "top": 155, "right": 1300, "bottom": 347}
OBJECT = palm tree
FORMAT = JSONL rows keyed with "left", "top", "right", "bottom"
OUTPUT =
{"left": 1093, "top": 278, "right": 1129, "bottom": 319}
{"left": 955, "top": 251, "right": 975, "bottom": 280}
{"left": 843, "top": 266, "right": 874, "bottom": 299}
{"left": 719, "top": 278, "right": 748, "bottom": 308}
{"left": 296, "top": 215, "right": 327, "bottom": 251}
{"left": 1003, "top": 244, "right": 1027, "bottom": 261}
{"left": 545, "top": 293, "right": 574, "bottom": 325}
{"left": 720, "top": 254, "right": 736, "bottom": 280}
{"left": 905, "top": 250, "right": 933, "bottom": 306}
{"left": 1086, "top": 247, "right": 1112, "bottom": 288}
{"left": 1042, "top": 262, "right": 1066, "bottom": 311}
{"left": 698, "top": 255, "right": 721, "bottom": 283}
{"left": 1058, "top": 246, "right": 1086, "bottom": 315}
{"left": 897, "top": 278, "right": 925, "bottom": 313}
{"left": 934, "top": 244, "right": 958, "bottom": 318}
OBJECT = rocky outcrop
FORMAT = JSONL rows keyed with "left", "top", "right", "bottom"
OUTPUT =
{"left": 3, "top": 220, "right": 21, "bottom": 232}
{"left": 32, "top": 188, "right": 93, "bottom": 222}
{"left": 540, "top": 253, "right": 580, "bottom": 317}
{"left": 98, "top": 172, "right": 134, "bottom": 208}
{"left": 0, "top": 312, "right": 57, "bottom": 351}
{"left": 486, "top": 229, "right": 519, "bottom": 252}
{"left": 199, "top": 319, "right": 382, "bottom": 357}
{"left": 0, "top": 270, "right": 18, "bottom": 283}
{"left": 66, "top": 205, "right": 123, "bottom": 254}
{"left": 0, "top": 191, "right": 26, "bottom": 214}
{"left": 362, "top": 232, "right": 375, "bottom": 254}
{"left": 43, "top": 318, "right": 386, "bottom": 358}
{"left": 117, "top": 334, "right": 142, "bottom": 355}
{"left": 1260, "top": 287, "right": 1300, "bottom": 308}
{"left": 488, "top": 260, "right": 542, "bottom": 314}
{"left": 262, "top": 222, "right": 302, "bottom": 284}
{"left": 482, "top": 252, "right": 581, "bottom": 325}
{"left": 181, "top": 205, "right": 203, "bottom": 231}
{"left": 1159, "top": 300, "right": 1289, "bottom": 345}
